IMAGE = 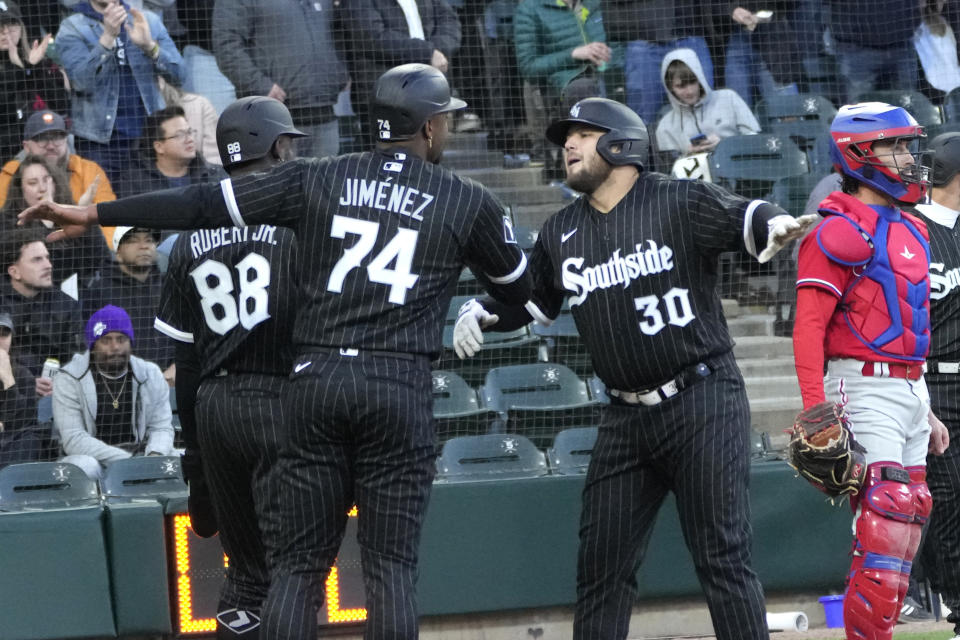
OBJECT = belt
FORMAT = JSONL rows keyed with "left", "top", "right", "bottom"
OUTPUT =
{"left": 927, "top": 361, "right": 960, "bottom": 375}
{"left": 609, "top": 361, "right": 713, "bottom": 406}
{"left": 308, "top": 347, "right": 417, "bottom": 361}
{"left": 859, "top": 361, "right": 925, "bottom": 380}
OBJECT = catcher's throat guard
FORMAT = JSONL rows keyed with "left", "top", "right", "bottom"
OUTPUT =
{"left": 788, "top": 401, "right": 867, "bottom": 498}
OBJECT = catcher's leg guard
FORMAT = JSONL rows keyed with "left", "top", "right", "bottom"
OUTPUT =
{"left": 896, "top": 467, "right": 932, "bottom": 614}
{"left": 844, "top": 463, "right": 916, "bottom": 640}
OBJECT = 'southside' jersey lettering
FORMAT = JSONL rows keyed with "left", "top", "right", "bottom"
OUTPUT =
{"left": 562, "top": 239, "right": 675, "bottom": 305}
{"left": 339, "top": 178, "right": 435, "bottom": 221}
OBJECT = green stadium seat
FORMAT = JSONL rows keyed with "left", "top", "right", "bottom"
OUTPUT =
{"left": 754, "top": 94, "right": 837, "bottom": 149}
{"left": 100, "top": 456, "right": 188, "bottom": 506}
{"left": 767, "top": 173, "right": 828, "bottom": 218}
{"left": 481, "top": 363, "right": 600, "bottom": 447}
{"left": 547, "top": 427, "right": 597, "bottom": 475}
{"left": 855, "top": 90, "right": 942, "bottom": 127}
{"left": 587, "top": 375, "right": 610, "bottom": 404}
{"left": 532, "top": 301, "right": 593, "bottom": 377}
{"left": 437, "top": 433, "right": 548, "bottom": 482}
{"left": 432, "top": 370, "right": 500, "bottom": 442}
{"left": 0, "top": 461, "right": 100, "bottom": 511}
{"left": 710, "top": 134, "right": 809, "bottom": 199}
{"left": 944, "top": 87, "right": 960, "bottom": 123}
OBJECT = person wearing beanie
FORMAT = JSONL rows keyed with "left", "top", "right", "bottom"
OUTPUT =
{"left": 55, "top": 304, "right": 174, "bottom": 479}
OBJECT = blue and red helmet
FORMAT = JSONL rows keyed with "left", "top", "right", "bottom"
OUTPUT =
{"left": 829, "top": 102, "right": 930, "bottom": 204}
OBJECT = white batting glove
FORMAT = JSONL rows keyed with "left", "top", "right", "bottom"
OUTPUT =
{"left": 453, "top": 298, "right": 499, "bottom": 359}
{"left": 757, "top": 213, "right": 820, "bottom": 263}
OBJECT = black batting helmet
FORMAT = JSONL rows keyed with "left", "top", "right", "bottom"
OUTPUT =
{"left": 546, "top": 98, "right": 649, "bottom": 169}
{"left": 929, "top": 132, "right": 960, "bottom": 187}
{"left": 370, "top": 63, "right": 466, "bottom": 142}
{"left": 216, "top": 96, "right": 306, "bottom": 169}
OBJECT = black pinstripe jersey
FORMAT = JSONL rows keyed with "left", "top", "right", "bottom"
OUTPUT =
{"left": 526, "top": 173, "right": 783, "bottom": 390}
{"left": 916, "top": 202, "right": 960, "bottom": 361}
{"left": 153, "top": 225, "right": 299, "bottom": 378}
{"left": 100, "top": 149, "right": 530, "bottom": 358}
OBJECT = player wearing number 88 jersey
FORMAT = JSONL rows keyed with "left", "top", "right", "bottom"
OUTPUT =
{"left": 29, "top": 64, "right": 532, "bottom": 640}
{"left": 154, "top": 95, "right": 305, "bottom": 640}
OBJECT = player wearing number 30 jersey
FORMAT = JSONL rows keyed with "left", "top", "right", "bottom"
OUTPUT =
{"left": 23, "top": 64, "right": 532, "bottom": 640}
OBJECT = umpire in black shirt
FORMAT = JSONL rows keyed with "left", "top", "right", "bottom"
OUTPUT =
{"left": 20, "top": 64, "right": 531, "bottom": 640}
{"left": 454, "top": 98, "right": 817, "bottom": 640}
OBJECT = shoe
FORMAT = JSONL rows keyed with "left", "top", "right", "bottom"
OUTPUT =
{"left": 899, "top": 595, "right": 935, "bottom": 623}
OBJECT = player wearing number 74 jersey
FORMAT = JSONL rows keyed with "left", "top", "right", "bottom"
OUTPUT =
{"left": 20, "top": 63, "right": 531, "bottom": 640}
{"left": 454, "top": 98, "right": 817, "bottom": 640}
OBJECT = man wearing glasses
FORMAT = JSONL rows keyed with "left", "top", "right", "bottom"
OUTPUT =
{"left": 0, "top": 110, "right": 116, "bottom": 212}
{"left": 118, "top": 105, "right": 224, "bottom": 199}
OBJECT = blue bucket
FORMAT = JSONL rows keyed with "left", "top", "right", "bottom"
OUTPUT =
{"left": 819, "top": 595, "right": 845, "bottom": 628}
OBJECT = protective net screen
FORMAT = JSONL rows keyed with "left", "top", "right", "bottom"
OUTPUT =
{"left": 0, "top": 0, "right": 952, "bottom": 473}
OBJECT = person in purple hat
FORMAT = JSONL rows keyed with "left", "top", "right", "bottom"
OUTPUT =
{"left": 55, "top": 304, "right": 173, "bottom": 479}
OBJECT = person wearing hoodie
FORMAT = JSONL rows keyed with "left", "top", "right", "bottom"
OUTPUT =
{"left": 54, "top": 0, "right": 186, "bottom": 184}
{"left": 655, "top": 48, "right": 760, "bottom": 169}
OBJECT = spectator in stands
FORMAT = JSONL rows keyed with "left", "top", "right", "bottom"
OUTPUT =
{"left": 0, "top": 228, "right": 83, "bottom": 392}
{"left": 914, "top": 0, "right": 960, "bottom": 97}
{"left": 0, "top": 110, "right": 115, "bottom": 212}
{"left": 212, "top": 0, "right": 348, "bottom": 158}
{"left": 724, "top": 3, "right": 804, "bottom": 109}
{"left": 84, "top": 227, "right": 174, "bottom": 383}
{"left": 56, "top": 304, "right": 174, "bottom": 479}
{"left": 0, "top": 155, "right": 111, "bottom": 292}
{"left": 117, "top": 105, "right": 223, "bottom": 197}
{"left": 655, "top": 49, "right": 760, "bottom": 167}
{"left": 826, "top": 0, "right": 921, "bottom": 102}
{"left": 601, "top": 0, "right": 713, "bottom": 124}
{"left": 175, "top": 0, "right": 236, "bottom": 115}
{"left": 157, "top": 78, "right": 220, "bottom": 166}
{"left": 0, "top": 1, "right": 69, "bottom": 160}
{"left": 0, "top": 311, "right": 46, "bottom": 467}
{"left": 340, "top": 0, "right": 461, "bottom": 145}
{"left": 55, "top": 0, "right": 186, "bottom": 184}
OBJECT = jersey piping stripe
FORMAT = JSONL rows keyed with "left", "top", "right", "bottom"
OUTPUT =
{"left": 525, "top": 299, "right": 553, "bottom": 326}
{"left": 796, "top": 277, "right": 843, "bottom": 297}
{"left": 742, "top": 199, "right": 766, "bottom": 258}
{"left": 220, "top": 178, "right": 246, "bottom": 228}
{"left": 487, "top": 253, "right": 528, "bottom": 284}
{"left": 153, "top": 317, "right": 195, "bottom": 343}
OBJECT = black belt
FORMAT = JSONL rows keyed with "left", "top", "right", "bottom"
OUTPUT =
{"left": 927, "top": 361, "right": 960, "bottom": 375}
{"left": 307, "top": 347, "right": 418, "bottom": 361}
{"left": 609, "top": 360, "right": 715, "bottom": 406}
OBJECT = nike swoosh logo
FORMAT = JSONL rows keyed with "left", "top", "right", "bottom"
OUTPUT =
{"left": 294, "top": 362, "right": 311, "bottom": 373}
{"left": 561, "top": 229, "right": 578, "bottom": 243}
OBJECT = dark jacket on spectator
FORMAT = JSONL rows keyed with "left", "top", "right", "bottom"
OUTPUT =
{"left": 601, "top": 0, "right": 711, "bottom": 43}
{"left": 212, "top": 0, "right": 348, "bottom": 123}
{"left": 83, "top": 261, "right": 174, "bottom": 369}
{"left": 117, "top": 153, "right": 224, "bottom": 198}
{"left": 340, "top": 0, "right": 461, "bottom": 125}
{"left": 0, "top": 280, "right": 82, "bottom": 377}
{"left": 0, "top": 358, "right": 44, "bottom": 466}
{"left": 826, "top": 0, "right": 921, "bottom": 48}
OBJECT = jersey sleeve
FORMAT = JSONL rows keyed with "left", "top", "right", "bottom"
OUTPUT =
{"left": 154, "top": 237, "right": 194, "bottom": 343}
{"left": 462, "top": 190, "right": 531, "bottom": 305}
{"left": 225, "top": 159, "right": 312, "bottom": 228}
{"left": 795, "top": 228, "right": 849, "bottom": 298}
{"left": 687, "top": 180, "right": 787, "bottom": 259}
{"left": 524, "top": 233, "right": 565, "bottom": 324}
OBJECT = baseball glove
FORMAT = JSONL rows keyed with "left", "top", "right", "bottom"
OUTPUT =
{"left": 787, "top": 401, "right": 867, "bottom": 498}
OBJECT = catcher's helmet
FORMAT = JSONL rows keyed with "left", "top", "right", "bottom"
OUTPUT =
{"left": 370, "top": 63, "right": 466, "bottom": 142}
{"left": 216, "top": 96, "right": 306, "bottom": 169}
{"left": 928, "top": 132, "right": 960, "bottom": 187}
{"left": 829, "top": 102, "right": 929, "bottom": 204}
{"left": 545, "top": 98, "right": 649, "bottom": 169}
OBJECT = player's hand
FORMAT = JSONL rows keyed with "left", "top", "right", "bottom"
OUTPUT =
{"left": 268, "top": 83, "right": 287, "bottom": 102}
{"left": 453, "top": 298, "right": 499, "bottom": 359}
{"left": 758, "top": 213, "right": 819, "bottom": 263}
{"left": 929, "top": 410, "right": 950, "bottom": 455}
{"left": 18, "top": 201, "right": 98, "bottom": 242}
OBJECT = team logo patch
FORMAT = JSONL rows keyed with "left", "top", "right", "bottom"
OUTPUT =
{"left": 433, "top": 374, "right": 449, "bottom": 391}
{"left": 383, "top": 161, "right": 403, "bottom": 173}
{"left": 216, "top": 609, "right": 261, "bottom": 635}
{"left": 93, "top": 321, "right": 107, "bottom": 338}
{"left": 803, "top": 97, "right": 818, "bottom": 114}
{"left": 501, "top": 437, "right": 519, "bottom": 454}
{"left": 503, "top": 216, "right": 516, "bottom": 244}
{"left": 161, "top": 459, "right": 178, "bottom": 475}
{"left": 765, "top": 137, "right": 782, "bottom": 152}
{"left": 52, "top": 464, "right": 70, "bottom": 481}
{"left": 570, "top": 104, "right": 581, "bottom": 118}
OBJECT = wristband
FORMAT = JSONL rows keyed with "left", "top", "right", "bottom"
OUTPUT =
{"left": 148, "top": 41, "right": 159, "bottom": 60}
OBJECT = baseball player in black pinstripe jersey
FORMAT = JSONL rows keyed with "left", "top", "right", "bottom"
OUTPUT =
{"left": 22, "top": 64, "right": 532, "bottom": 640}
{"left": 154, "top": 96, "right": 305, "bottom": 639}
{"left": 913, "top": 132, "right": 960, "bottom": 638}
{"left": 454, "top": 98, "right": 818, "bottom": 640}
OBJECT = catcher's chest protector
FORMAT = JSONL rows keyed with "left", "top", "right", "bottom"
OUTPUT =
{"left": 818, "top": 192, "right": 931, "bottom": 361}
